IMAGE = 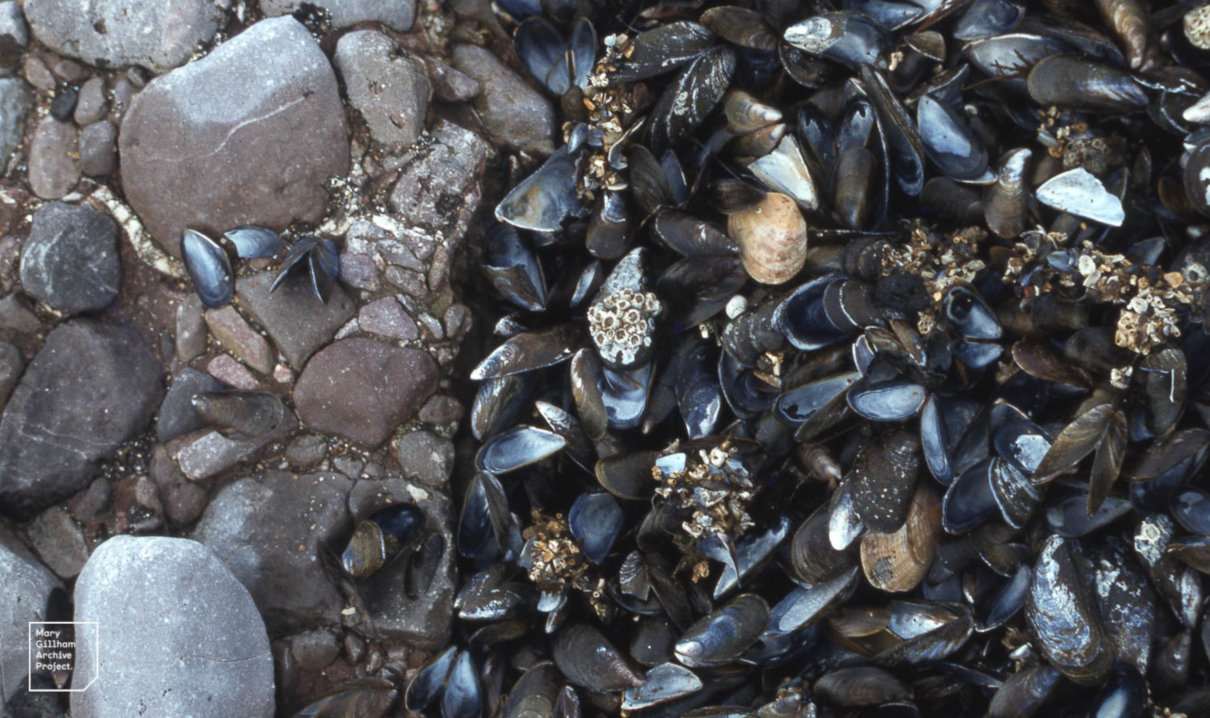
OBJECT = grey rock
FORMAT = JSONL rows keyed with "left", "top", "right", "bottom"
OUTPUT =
{"left": 193, "top": 472, "right": 352, "bottom": 634}
{"left": 349, "top": 478, "right": 455, "bottom": 648}
{"left": 358, "top": 296, "right": 418, "bottom": 340}
{"left": 67, "top": 477, "right": 110, "bottom": 522}
{"left": 0, "top": 292, "right": 41, "bottom": 333}
{"left": 284, "top": 628, "right": 340, "bottom": 671}
{"left": 49, "top": 56, "right": 86, "bottom": 82}
{"left": 20, "top": 201, "right": 120, "bottom": 313}
{"left": 418, "top": 394, "right": 463, "bottom": 425}
{"left": 388, "top": 120, "right": 490, "bottom": 294}
{"left": 174, "top": 294, "right": 207, "bottom": 364}
{"left": 71, "top": 536, "right": 274, "bottom": 718}
{"left": 109, "top": 75, "right": 134, "bottom": 119}
{"left": 0, "top": 2, "right": 28, "bottom": 73}
{"left": 0, "top": 339, "right": 20, "bottom": 408}
{"left": 170, "top": 395, "right": 296, "bottom": 481}
{"left": 0, "top": 525, "right": 61, "bottom": 701}
{"left": 149, "top": 445, "right": 206, "bottom": 525}
{"left": 393, "top": 430, "right": 454, "bottom": 488}
{"left": 204, "top": 305, "right": 275, "bottom": 374}
{"left": 428, "top": 59, "right": 480, "bottom": 102}
{"left": 236, "top": 271, "right": 355, "bottom": 369}
{"left": 120, "top": 17, "right": 349, "bottom": 258}
{"left": 156, "top": 367, "right": 228, "bottom": 442}
{"left": 339, "top": 250, "right": 380, "bottom": 291}
{"left": 285, "top": 433, "right": 327, "bottom": 470}
{"left": 335, "top": 30, "right": 430, "bottom": 150}
{"left": 0, "top": 78, "right": 29, "bottom": 166}
{"left": 293, "top": 337, "right": 438, "bottom": 447}
{"left": 21, "top": 53, "right": 53, "bottom": 90}
{"left": 0, "top": 320, "right": 161, "bottom": 518}
{"left": 207, "top": 353, "right": 260, "bottom": 390}
{"left": 78, "top": 120, "right": 117, "bottom": 176}
{"left": 24, "top": 0, "right": 227, "bottom": 74}
{"left": 450, "top": 44, "right": 555, "bottom": 155}
{"left": 26, "top": 505, "right": 88, "bottom": 578}
{"left": 28, "top": 117, "right": 79, "bottom": 199}
{"left": 73, "top": 76, "right": 106, "bottom": 124}
{"left": 261, "top": 0, "right": 416, "bottom": 31}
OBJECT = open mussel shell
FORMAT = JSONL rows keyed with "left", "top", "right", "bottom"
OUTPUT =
{"left": 181, "top": 229, "right": 234, "bottom": 308}
{"left": 485, "top": 222, "right": 547, "bottom": 311}
{"left": 553, "top": 623, "right": 643, "bottom": 692}
{"left": 223, "top": 225, "right": 283, "bottom": 259}
{"left": 1035, "top": 168, "right": 1125, "bottom": 227}
{"left": 270, "top": 235, "right": 339, "bottom": 303}
{"left": 496, "top": 144, "right": 584, "bottom": 232}
{"left": 1026, "top": 535, "right": 1113, "bottom": 684}
{"left": 674, "top": 594, "right": 768, "bottom": 668}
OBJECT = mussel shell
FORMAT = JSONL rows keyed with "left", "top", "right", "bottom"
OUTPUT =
{"left": 746, "top": 135, "right": 820, "bottom": 211}
{"left": 496, "top": 145, "right": 584, "bottom": 232}
{"left": 472, "top": 374, "right": 535, "bottom": 441}
{"left": 341, "top": 520, "right": 387, "bottom": 578}
{"left": 916, "top": 95, "right": 989, "bottom": 180}
{"left": 975, "top": 563, "right": 1031, "bottom": 632}
{"left": 405, "top": 645, "right": 457, "bottom": 711}
{"left": 783, "top": 12, "right": 888, "bottom": 71}
{"left": 1087, "top": 538, "right": 1157, "bottom": 673}
{"left": 613, "top": 21, "right": 716, "bottom": 82}
{"left": 180, "top": 229, "right": 234, "bottom": 308}
{"left": 552, "top": 623, "right": 643, "bottom": 692}
{"left": 443, "top": 650, "right": 484, "bottom": 718}
{"left": 516, "top": 16, "right": 569, "bottom": 95}
{"left": 701, "top": 7, "right": 778, "bottom": 51}
{"left": 650, "top": 47, "right": 736, "bottom": 153}
{"left": 773, "top": 275, "right": 849, "bottom": 351}
{"left": 653, "top": 209, "right": 738, "bottom": 257}
{"left": 851, "top": 431, "right": 921, "bottom": 533}
{"left": 503, "top": 662, "right": 561, "bottom": 718}
{"left": 986, "top": 663, "right": 1061, "bottom": 718}
{"left": 942, "top": 458, "right": 1001, "bottom": 535}
{"left": 953, "top": 0, "right": 1024, "bottom": 41}
{"left": 765, "top": 566, "right": 860, "bottom": 636}
{"left": 621, "top": 663, "right": 703, "bottom": 711}
{"left": 568, "top": 492, "right": 624, "bottom": 564}
{"left": 964, "top": 33, "right": 1067, "bottom": 79}
{"left": 859, "top": 484, "right": 940, "bottom": 593}
{"left": 1026, "top": 535, "right": 1112, "bottom": 684}
{"left": 813, "top": 666, "right": 910, "bottom": 708}
{"left": 790, "top": 505, "right": 857, "bottom": 585}
{"left": 1172, "top": 488, "right": 1210, "bottom": 535}
{"left": 862, "top": 64, "right": 926, "bottom": 197}
{"left": 675, "top": 594, "right": 769, "bottom": 668}
{"left": 224, "top": 225, "right": 283, "bottom": 259}
{"left": 458, "top": 472, "right": 512, "bottom": 560}
{"left": 485, "top": 223, "right": 547, "bottom": 311}
{"left": 1046, "top": 494, "right": 1132, "bottom": 537}
{"left": 1183, "top": 139, "right": 1210, "bottom": 216}
{"left": 1026, "top": 55, "right": 1148, "bottom": 113}
{"left": 475, "top": 425, "right": 566, "bottom": 474}
{"left": 471, "top": 325, "right": 582, "bottom": 380}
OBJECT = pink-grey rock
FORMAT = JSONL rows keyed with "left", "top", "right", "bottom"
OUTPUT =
{"left": 261, "top": 0, "right": 415, "bottom": 31}
{"left": 207, "top": 353, "right": 260, "bottom": 390}
{"left": 71, "top": 536, "right": 274, "bottom": 718}
{"left": 0, "top": 320, "right": 162, "bottom": 518}
{"left": 334, "top": 29, "right": 430, "bottom": 150}
{"left": 73, "top": 76, "right": 106, "bottom": 124}
{"left": 150, "top": 444, "right": 207, "bottom": 525}
{"left": 450, "top": 43, "right": 555, "bottom": 155}
{"left": 175, "top": 294, "right": 207, "bottom": 363}
{"left": 26, "top": 505, "right": 88, "bottom": 578}
{"left": 20, "top": 201, "right": 119, "bottom": 313}
{"left": 428, "top": 59, "right": 480, "bottom": 102}
{"left": 28, "top": 116, "right": 79, "bottom": 199}
{"left": 78, "top": 119, "right": 117, "bottom": 176}
{"left": 119, "top": 17, "right": 349, "bottom": 258}
{"left": 204, "top": 305, "right": 275, "bottom": 375}
{"left": 24, "top": 0, "right": 227, "bottom": 73}
{"left": 358, "top": 296, "right": 418, "bottom": 340}
{"left": 293, "top": 337, "right": 437, "bottom": 447}
{"left": 235, "top": 271, "right": 355, "bottom": 369}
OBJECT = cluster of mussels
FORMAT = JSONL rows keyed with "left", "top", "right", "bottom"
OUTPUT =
{"left": 410, "top": 1, "right": 1210, "bottom": 716}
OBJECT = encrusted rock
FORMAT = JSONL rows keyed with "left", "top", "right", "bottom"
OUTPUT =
{"left": 20, "top": 201, "right": 120, "bottom": 313}
{"left": 24, "top": 0, "right": 227, "bottom": 73}
{"left": 236, "top": 271, "right": 356, "bottom": 369}
{"left": 192, "top": 472, "right": 353, "bottom": 634}
{"left": 28, "top": 116, "right": 79, "bottom": 199}
{"left": 293, "top": 337, "right": 438, "bottom": 446}
{"left": 261, "top": 0, "right": 416, "bottom": 30}
{"left": 450, "top": 44, "right": 555, "bottom": 155}
{"left": 71, "top": 536, "right": 275, "bottom": 718}
{"left": 0, "top": 320, "right": 161, "bottom": 518}
{"left": 334, "top": 29, "right": 430, "bottom": 150}
{"left": 119, "top": 16, "right": 349, "bottom": 258}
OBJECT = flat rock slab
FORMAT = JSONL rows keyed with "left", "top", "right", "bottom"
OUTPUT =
{"left": 71, "top": 536, "right": 274, "bottom": 718}
{"left": 120, "top": 16, "right": 349, "bottom": 258}
{"left": 293, "top": 337, "right": 438, "bottom": 447}
{"left": 0, "top": 526, "right": 61, "bottom": 701}
{"left": 192, "top": 472, "right": 352, "bottom": 634}
{"left": 261, "top": 0, "right": 416, "bottom": 31}
{"left": 24, "top": 0, "right": 227, "bottom": 73}
{"left": 20, "top": 201, "right": 120, "bottom": 314}
{"left": 236, "top": 271, "right": 355, "bottom": 369}
{"left": 0, "top": 320, "right": 161, "bottom": 518}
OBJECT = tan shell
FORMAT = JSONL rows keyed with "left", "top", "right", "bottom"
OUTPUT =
{"left": 859, "top": 484, "right": 941, "bottom": 593}
{"left": 727, "top": 192, "right": 807, "bottom": 285}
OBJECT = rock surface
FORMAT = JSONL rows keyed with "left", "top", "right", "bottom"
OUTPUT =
{"left": 335, "top": 30, "right": 430, "bottom": 150}
{"left": 20, "top": 201, "right": 120, "bottom": 313}
{"left": 78, "top": 120, "right": 116, "bottom": 176}
{"left": 450, "top": 44, "right": 555, "bottom": 155}
{"left": 293, "top": 337, "right": 438, "bottom": 447}
{"left": 119, "top": 16, "right": 349, "bottom": 258}
{"left": 389, "top": 119, "right": 491, "bottom": 245}
{"left": 192, "top": 472, "right": 352, "bottom": 634}
{"left": 28, "top": 116, "right": 78, "bottom": 199}
{"left": 261, "top": 0, "right": 416, "bottom": 31}
{"left": 0, "top": 77, "right": 29, "bottom": 166}
{"left": 0, "top": 526, "right": 61, "bottom": 702}
{"left": 24, "top": 0, "right": 227, "bottom": 73}
{"left": 358, "top": 296, "right": 418, "bottom": 340}
{"left": 236, "top": 271, "right": 355, "bottom": 369}
{"left": 0, "top": 320, "right": 161, "bottom": 518}
{"left": 71, "top": 536, "right": 274, "bottom": 718}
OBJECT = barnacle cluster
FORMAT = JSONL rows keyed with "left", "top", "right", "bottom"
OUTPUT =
{"left": 587, "top": 288, "right": 661, "bottom": 367}
{"left": 522, "top": 511, "right": 593, "bottom": 592}
{"left": 882, "top": 223, "right": 987, "bottom": 334}
{"left": 574, "top": 33, "right": 640, "bottom": 197}
{"left": 652, "top": 440, "right": 755, "bottom": 545}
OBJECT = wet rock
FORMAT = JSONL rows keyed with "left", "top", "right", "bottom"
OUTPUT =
{"left": 78, "top": 120, "right": 117, "bottom": 176}
{"left": 73, "top": 76, "right": 106, "bottom": 124}
{"left": 450, "top": 44, "right": 555, "bottom": 155}
{"left": 24, "top": 0, "right": 227, "bottom": 74}
{"left": 285, "top": 433, "right": 327, "bottom": 470}
{"left": 293, "top": 337, "right": 438, "bottom": 447}
{"left": 204, "top": 306, "right": 275, "bottom": 375}
{"left": 149, "top": 444, "right": 207, "bottom": 526}
{"left": 156, "top": 367, "right": 228, "bottom": 442}
{"left": 334, "top": 30, "right": 430, "bottom": 150}
{"left": 207, "top": 353, "right": 260, "bottom": 390}
{"left": 261, "top": 0, "right": 416, "bottom": 31}
{"left": 393, "top": 430, "right": 454, "bottom": 488}
{"left": 0, "top": 77, "right": 28, "bottom": 166}
{"left": 120, "top": 16, "right": 349, "bottom": 258}
{"left": 0, "top": 525, "right": 61, "bottom": 701}
{"left": 358, "top": 296, "right": 418, "bottom": 340}
{"left": 0, "top": 2, "right": 28, "bottom": 73}
{"left": 0, "top": 339, "right": 20, "bottom": 408}
{"left": 20, "top": 201, "right": 119, "bottom": 313}
{"left": 28, "top": 116, "right": 78, "bottom": 199}
{"left": 388, "top": 120, "right": 490, "bottom": 288}
{"left": 71, "top": 536, "right": 274, "bottom": 718}
{"left": 26, "top": 505, "right": 88, "bottom": 578}
{"left": 349, "top": 478, "right": 455, "bottom": 648}
{"left": 175, "top": 294, "right": 207, "bottom": 364}
{"left": 236, "top": 271, "right": 356, "bottom": 369}
{"left": 193, "top": 471, "right": 353, "bottom": 634}
{"left": 428, "top": 59, "right": 480, "bottom": 102}
{"left": 0, "top": 320, "right": 161, "bottom": 518}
